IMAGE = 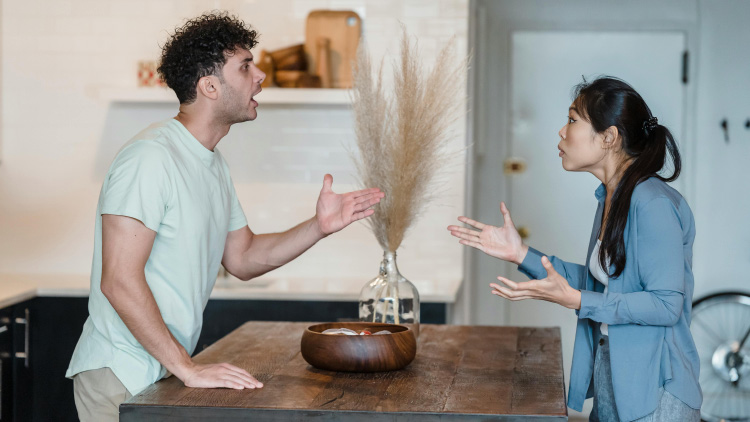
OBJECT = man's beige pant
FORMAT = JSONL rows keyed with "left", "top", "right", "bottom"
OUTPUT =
{"left": 73, "top": 367, "right": 132, "bottom": 422}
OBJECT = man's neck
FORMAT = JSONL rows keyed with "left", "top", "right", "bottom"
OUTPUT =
{"left": 174, "top": 108, "right": 230, "bottom": 152}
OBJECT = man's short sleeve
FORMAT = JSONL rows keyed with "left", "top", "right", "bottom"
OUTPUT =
{"left": 227, "top": 180, "right": 247, "bottom": 232}
{"left": 100, "top": 142, "right": 172, "bottom": 232}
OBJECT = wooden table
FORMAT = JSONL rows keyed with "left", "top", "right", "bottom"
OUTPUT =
{"left": 121, "top": 322, "right": 567, "bottom": 421}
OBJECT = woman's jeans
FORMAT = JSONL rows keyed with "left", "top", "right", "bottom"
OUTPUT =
{"left": 589, "top": 328, "right": 700, "bottom": 422}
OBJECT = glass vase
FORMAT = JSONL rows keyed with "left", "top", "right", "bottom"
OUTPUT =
{"left": 358, "top": 251, "right": 420, "bottom": 338}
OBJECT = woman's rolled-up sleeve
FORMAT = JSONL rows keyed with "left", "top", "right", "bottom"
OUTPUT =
{"left": 518, "top": 246, "right": 587, "bottom": 291}
{"left": 578, "top": 197, "right": 685, "bottom": 326}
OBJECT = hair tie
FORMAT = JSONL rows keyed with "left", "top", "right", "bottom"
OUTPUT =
{"left": 643, "top": 116, "right": 658, "bottom": 133}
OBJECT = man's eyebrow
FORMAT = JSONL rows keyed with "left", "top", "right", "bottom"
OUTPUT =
{"left": 239, "top": 57, "right": 253, "bottom": 63}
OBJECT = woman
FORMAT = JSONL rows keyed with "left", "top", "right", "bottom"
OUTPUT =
{"left": 448, "top": 77, "right": 701, "bottom": 422}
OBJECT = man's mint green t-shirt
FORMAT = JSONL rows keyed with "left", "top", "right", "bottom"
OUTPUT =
{"left": 66, "top": 119, "right": 247, "bottom": 395}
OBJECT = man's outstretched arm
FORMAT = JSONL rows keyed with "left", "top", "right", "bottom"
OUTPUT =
{"left": 100, "top": 214, "right": 263, "bottom": 389}
{"left": 222, "top": 174, "right": 383, "bottom": 281}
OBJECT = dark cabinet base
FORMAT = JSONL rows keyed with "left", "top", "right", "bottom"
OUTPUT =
{"left": 15, "top": 297, "right": 90, "bottom": 422}
{"left": 0, "top": 307, "right": 13, "bottom": 422}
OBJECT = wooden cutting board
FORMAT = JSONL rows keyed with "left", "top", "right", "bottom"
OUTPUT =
{"left": 305, "top": 10, "right": 362, "bottom": 89}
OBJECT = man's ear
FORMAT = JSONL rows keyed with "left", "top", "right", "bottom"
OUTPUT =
{"left": 196, "top": 75, "right": 220, "bottom": 100}
{"left": 602, "top": 126, "right": 620, "bottom": 149}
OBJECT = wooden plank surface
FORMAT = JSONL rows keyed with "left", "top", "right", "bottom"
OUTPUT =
{"left": 121, "top": 322, "right": 567, "bottom": 421}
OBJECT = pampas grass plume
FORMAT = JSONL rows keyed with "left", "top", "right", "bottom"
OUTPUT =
{"left": 352, "top": 27, "right": 467, "bottom": 252}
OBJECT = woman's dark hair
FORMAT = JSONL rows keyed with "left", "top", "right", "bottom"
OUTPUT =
{"left": 572, "top": 76, "right": 681, "bottom": 279}
{"left": 158, "top": 12, "right": 259, "bottom": 104}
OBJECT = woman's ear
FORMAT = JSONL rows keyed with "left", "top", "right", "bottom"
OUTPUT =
{"left": 196, "top": 75, "right": 220, "bottom": 100}
{"left": 602, "top": 126, "right": 620, "bottom": 150}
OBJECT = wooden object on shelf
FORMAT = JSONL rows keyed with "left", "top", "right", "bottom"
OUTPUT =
{"left": 315, "top": 37, "right": 332, "bottom": 88}
{"left": 274, "top": 70, "right": 302, "bottom": 86}
{"left": 305, "top": 10, "right": 362, "bottom": 89}
{"left": 275, "top": 70, "right": 322, "bottom": 88}
{"left": 120, "top": 322, "right": 567, "bottom": 421}
{"left": 300, "top": 322, "right": 416, "bottom": 372}
{"left": 257, "top": 50, "right": 275, "bottom": 88}
{"left": 268, "top": 43, "right": 307, "bottom": 71}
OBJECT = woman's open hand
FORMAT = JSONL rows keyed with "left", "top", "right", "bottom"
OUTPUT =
{"left": 490, "top": 256, "right": 582, "bottom": 310}
{"left": 448, "top": 202, "right": 528, "bottom": 265}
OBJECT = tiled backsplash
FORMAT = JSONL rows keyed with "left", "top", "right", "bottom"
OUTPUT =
{"left": 0, "top": 0, "right": 468, "bottom": 284}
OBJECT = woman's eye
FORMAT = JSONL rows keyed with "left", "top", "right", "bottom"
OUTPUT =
{"left": 568, "top": 117, "right": 575, "bottom": 124}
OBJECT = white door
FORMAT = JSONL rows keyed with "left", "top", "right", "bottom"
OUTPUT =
{"left": 501, "top": 31, "right": 686, "bottom": 418}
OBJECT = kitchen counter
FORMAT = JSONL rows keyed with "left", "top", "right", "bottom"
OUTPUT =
{"left": 121, "top": 322, "right": 568, "bottom": 421}
{"left": 0, "top": 273, "right": 462, "bottom": 309}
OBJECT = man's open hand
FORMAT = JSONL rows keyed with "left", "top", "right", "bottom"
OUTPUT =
{"left": 314, "top": 174, "right": 384, "bottom": 236}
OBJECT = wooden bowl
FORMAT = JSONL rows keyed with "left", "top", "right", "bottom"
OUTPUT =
{"left": 301, "top": 322, "right": 417, "bottom": 372}
{"left": 268, "top": 43, "right": 307, "bottom": 71}
{"left": 274, "top": 70, "right": 322, "bottom": 88}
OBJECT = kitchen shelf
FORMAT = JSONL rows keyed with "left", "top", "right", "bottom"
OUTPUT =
{"left": 95, "top": 86, "right": 352, "bottom": 105}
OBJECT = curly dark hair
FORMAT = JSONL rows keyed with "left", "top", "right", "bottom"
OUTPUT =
{"left": 158, "top": 12, "right": 259, "bottom": 104}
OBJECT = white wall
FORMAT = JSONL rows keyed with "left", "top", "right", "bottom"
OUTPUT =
{"left": 691, "top": 0, "right": 750, "bottom": 300}
{"left": 0, "top": 1, "right": 467, "bottom": 287}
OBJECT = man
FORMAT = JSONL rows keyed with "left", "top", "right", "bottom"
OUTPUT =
{"left": 66, "top": 12, "right": 383, "bottom": 421}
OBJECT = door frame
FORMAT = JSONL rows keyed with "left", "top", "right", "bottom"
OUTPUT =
{"left": 460, "top": 0, "right": 700, "bottom": 325}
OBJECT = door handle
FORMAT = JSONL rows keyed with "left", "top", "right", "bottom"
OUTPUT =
{"left": 15, "top": 309, "right": 29, "bottom": 368}
{"left": 503, "top": 157, "right": 527, "bottom": 175}
{"left": 517, "top": 226, "right": 530, "bottom": 240}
